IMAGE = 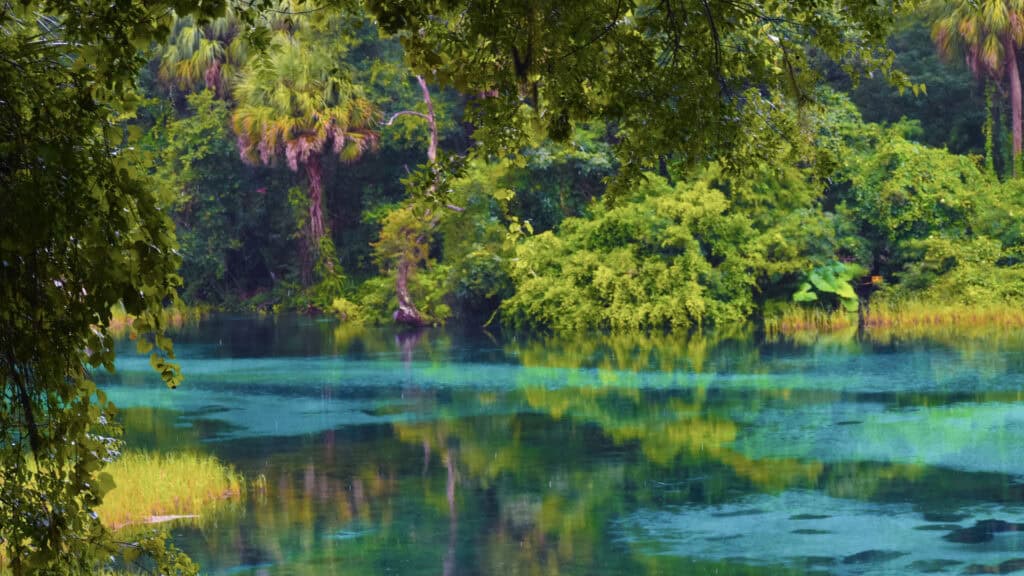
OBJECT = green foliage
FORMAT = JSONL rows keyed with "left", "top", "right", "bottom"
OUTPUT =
{"left": 152, "top": 91, "right": 236, "bottom": 300}
{"left": 895, "top": 236, "right": 1024, "bottom": 304}
{"left": 500, "top": 123, "right": 616, "bottom": 233}
{"left": 793, "top": 261, "right": 868, "bottom": 312}
{"left": 329, "top": 297, "right": 366, "bottom": 324}
{"left": 368, "top": 0, "right": 915, "bottom": 194}
{"left": 822, "top": 95, "right": 989, "bottom": 275}
{"left": 832, "top": 19, "right": 987, "bottom": 159}
{"left": 819, "top": 92, "right": 1024, "bottom": 308}
{"left": 149, "top": 90, "right": 297, "bottom": 305}
{"left": 502, "top": 166, "right": 830, "bottom": 332}
{"left": 0, "top": 0, "right": 218, "bottom": 569}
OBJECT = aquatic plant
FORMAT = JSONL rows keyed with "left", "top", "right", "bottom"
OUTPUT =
{"left": 766, "top": 298, "right": 1024, "bottom": 338}
{"left": 792, "top": 261, "right": 867, "bottom": 313}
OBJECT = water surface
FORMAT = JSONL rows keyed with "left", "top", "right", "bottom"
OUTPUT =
{"left": 98, "top": 316, "right": 1024, "bottom": 575}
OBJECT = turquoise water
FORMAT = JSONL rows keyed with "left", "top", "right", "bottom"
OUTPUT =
{"left": 98, "top": 316, "right": 1024, "bottom": 575}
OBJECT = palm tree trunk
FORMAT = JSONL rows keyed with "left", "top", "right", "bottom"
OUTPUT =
{"left": 303, "top": 155, "right": 325, "bottom": 284}
{"left": 1006, "top": 34, "right": 1022, "bottom": 176}
{"left": 985, "top": 81, "right": 996, "bottom": 174}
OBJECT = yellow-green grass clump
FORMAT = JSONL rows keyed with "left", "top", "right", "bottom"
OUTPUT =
{"left": 767, "top": 300, "right": 1024, "bottom": 339}
{"left": 98, "top": 451, "right": 243, "bottom": 530}
{"left": 764, "top": 306, "right": 856, "bottom": 335}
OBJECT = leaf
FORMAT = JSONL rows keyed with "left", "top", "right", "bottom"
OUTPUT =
{"left": 136, "top": 338, "right": 154, "bottom": 354}
{"left": 833, "top": 282, "right": 857, "bottom": 300}
{"left": 792, "top": 282, "right": 818, "bottom": 302}
{"left": 808, "top": 269, "right": 837, "bottom": 293}
{"left": 96, "top": 472, "right": 116, "bottom": 496}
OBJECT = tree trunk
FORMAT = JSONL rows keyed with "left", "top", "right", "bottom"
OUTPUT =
{"left": 1006, "top": 34, "right": 1022, "bottom": 177}
{"left": 303, "top": 155, "right": 327, "bottom": 284}
{"left": 394, "top": 242, "right": 425, "bottom": 326}
{"left": 985, "top": 81, "right": 995, "bottom": 174}
{"left": 417, "top": 75, "right": 438, "bottom": 164}
{"left": 392, "top": 76, "right": 438, "bottom": 326}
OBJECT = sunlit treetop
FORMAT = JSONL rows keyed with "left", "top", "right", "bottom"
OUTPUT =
{"left": 343, "top": 0, "right": 921, "bottom": 192}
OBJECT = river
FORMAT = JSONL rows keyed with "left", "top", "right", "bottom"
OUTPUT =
{"left": 97, "top": 315, "right": 1024, "bottom": 575}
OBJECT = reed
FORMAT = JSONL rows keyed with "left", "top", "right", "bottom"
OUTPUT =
{"left": 763, "top": 306, "right": 855, "bottom": 335}
{"left": 97, "top": 451, "right": 243, "bottom": 530}
{"left": 766, "top": 300, "right": 1024, "bottom": 339}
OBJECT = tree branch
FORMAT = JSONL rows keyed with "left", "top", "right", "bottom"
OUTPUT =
{"left": 383, "top": 110, "right": 430, "bottom": 126}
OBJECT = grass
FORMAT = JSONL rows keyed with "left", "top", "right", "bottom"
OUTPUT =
{"left": 1, "top": 451, "right": 241, "bottom": 573}
{"left": 97, "top": 451, "right": 243, "bottom": 530}
{"left": 766, "top": 299, "right": 1024, "bottom": 340}
{"left": 765, "top": 306, "right": 856, "bottom": 334}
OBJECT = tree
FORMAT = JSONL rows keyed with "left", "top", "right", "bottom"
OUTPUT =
{"left": 158, "top": 13, "right": 246, "bottom": 98}
{"left": 380, "top": 75, "right": 442, "bottom": 325}
{"left": 0, "top": 0, "right": 212, "bottom": 570}
{"left": 365, "top": 0, "right": 916, "bottom": 190}
{"left": 932, "top": 0, "right": 1024, "bottom": 175}
{"left": 501, "top": 164, "right": 830, "bottom": 332}
{"left": 232, "top": 32, "right": 378, "bottom": 282}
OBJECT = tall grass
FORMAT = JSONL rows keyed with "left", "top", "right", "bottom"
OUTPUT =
{"left": 1, "top": 451, "right": 241, "bottom": 573}
{"left": 97, "top": 451, "right": 243, "bottom": 530}
{"left": 766, "top": 300, "right": 1024, "bottom": 339}
{"left": 764, "top": 306, "right": 855, "bottom": 334}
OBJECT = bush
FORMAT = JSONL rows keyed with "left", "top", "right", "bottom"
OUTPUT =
{"left": 502, "top": 165, "right": 830, "bottom": 332}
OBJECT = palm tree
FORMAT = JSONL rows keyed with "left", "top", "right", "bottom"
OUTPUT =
{"left": 233, "top": 33, "right": 378, "bottom": 281}
{"left": 933, "top": 0, "right": 1024, "bottom": 175}
{"left": 158, "top": 14, "right": 246, "bottom": 98}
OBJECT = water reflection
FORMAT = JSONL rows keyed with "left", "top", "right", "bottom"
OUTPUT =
{"left": 97, "top": 317, "right": 1024, "bottom": 574}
